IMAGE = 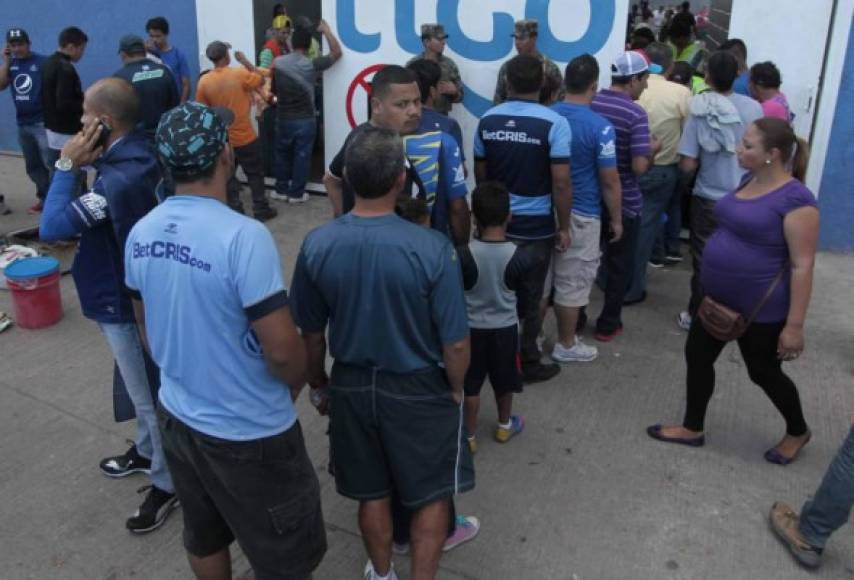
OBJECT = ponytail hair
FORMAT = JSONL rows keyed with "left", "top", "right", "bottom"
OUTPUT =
{"left": 753, "top": 117, "right": 810, "bottom": 183}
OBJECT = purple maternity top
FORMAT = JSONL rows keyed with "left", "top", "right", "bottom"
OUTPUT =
{"left": 701, "top": 178, "right": 817, "bottom": 323}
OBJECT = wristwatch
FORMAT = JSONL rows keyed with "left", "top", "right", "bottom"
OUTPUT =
{"left": 55, "top": 157, "right": 74, "bottom": 172}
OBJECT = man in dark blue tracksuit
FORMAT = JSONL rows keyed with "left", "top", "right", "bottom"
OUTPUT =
{"left": 39, "top": 77, "right": 176, "bottom": 533}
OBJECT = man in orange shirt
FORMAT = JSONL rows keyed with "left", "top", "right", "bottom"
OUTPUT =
{"left": 196, "top": 41, "right": 277, "bottom": 221}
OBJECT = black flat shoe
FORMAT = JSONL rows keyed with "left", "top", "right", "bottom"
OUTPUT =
{"left": 646, "top": 424, "right": 705, "bottom": 447}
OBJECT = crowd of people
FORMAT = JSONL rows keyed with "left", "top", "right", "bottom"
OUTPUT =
{"left": 1, "top": 4, "right": 852, "bottom": 579}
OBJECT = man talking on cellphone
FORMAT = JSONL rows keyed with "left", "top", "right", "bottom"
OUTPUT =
{"left": 39, "top": 77, "right": 176, "bottom": 534}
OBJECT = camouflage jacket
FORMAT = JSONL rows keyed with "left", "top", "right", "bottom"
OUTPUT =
{"left": 493, "top": 51, "right": 564, "bottom": 105}
{"left": 408, "top": 52, "right": 464, "bottom": 114}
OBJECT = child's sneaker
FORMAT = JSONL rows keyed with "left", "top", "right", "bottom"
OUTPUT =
{"left": 363, "top": 560, "right": 398, "bottom": 580}
{"left": 551, "top": 337, "right": 598, "bottom": 363}
{"left": 494, "top": 415, "right": 524, "bottom": 443}
{"left": 443, "top": 515, "right": 480, "bottom": 552}
{"left": 467, "top": 435, "right": 477, "bottom": 455}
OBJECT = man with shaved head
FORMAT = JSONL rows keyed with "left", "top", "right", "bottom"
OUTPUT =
{"left": 40, "top": 77, "right": 177, "bottom": 534}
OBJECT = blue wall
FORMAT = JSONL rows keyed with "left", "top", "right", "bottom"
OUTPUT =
{"left": 0, "top": 1, "right": 199, "bottom": 151}
{"left": 818, "top": 24, "right": 854, "bottom": 251}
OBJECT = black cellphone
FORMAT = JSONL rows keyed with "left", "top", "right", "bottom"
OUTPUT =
{"left": 95, "top": 119, "right": 112, "bottom": 150}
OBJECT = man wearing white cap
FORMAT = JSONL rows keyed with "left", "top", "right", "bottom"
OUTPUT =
{"left": 590, "top": 51, "right": 657, "bottom": 342}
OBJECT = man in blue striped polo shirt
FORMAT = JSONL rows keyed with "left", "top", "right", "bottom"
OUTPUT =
{"left": 474, "top": 54, "right": 572, "bottom": 383}
{"left": 591, "top": 51, "right": 657, "bottom": 342}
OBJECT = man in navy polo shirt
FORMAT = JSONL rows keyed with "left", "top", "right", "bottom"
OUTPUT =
{"left": 474, "top": 54, "right": 572, "bottom": 383}
{"left": 126, "top": 102, "right": 326, "bottom": 579}
{"left": 0, "top": 28, "right": 50, "bottom": 212}
{"left": 291, "top": 127, "right": 473, "bottom": 580}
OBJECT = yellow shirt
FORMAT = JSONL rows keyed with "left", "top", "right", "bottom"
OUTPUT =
{"left": 196, "top": 67, "right": 265, "bottom": 147}
{"left": 638, "top": 74, "right": 691, "bottom": 165}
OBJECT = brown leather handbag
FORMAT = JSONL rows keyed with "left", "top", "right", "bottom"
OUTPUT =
{"left": 698, "top": 269, "right": 786, "bottom": 342}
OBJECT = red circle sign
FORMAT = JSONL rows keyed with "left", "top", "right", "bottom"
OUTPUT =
{"left": 345, "top": 64, "right": 387, "bottom": 129}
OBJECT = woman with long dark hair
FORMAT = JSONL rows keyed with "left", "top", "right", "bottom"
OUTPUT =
{"left": 648, "top": 118, "right": 819, "bottom": 465}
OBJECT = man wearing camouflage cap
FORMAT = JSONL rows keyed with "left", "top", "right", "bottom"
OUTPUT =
{"left": 407, "top": 24, "right": 463, "bottom": 114}
{"left": 126, "top": 101, "right": 326, "bottom": 579}
{"left": 494, "top": 19, "right": 563, "bottom": 105}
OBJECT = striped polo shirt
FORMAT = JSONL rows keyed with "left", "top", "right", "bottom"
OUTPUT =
{"left": 591, "top": 89, "right": 651, "bottom": 218}
{"left": 474, "top": 99, "right": 571, "bottom": 240}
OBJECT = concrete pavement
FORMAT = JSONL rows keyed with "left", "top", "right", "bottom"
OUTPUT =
{"left": 1, "top": 154, "right": 853, "bottom": 579}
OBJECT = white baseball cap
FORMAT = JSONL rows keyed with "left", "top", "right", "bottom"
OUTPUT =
{"left": 611, "top": 51, "right": 649, "bottom": 76}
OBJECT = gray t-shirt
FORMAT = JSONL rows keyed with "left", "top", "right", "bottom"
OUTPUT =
{"left": 678, "top": 93, "right": 763, "bottom": 201}
{"left": 272, "top": 52, "right": 334, "bottom": 120}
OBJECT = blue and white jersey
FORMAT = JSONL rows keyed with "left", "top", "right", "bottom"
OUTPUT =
{"left": 473, "top": 99, "right": 571, "bottom": 240}
{"left": 404, "top": 129, "right": 467, "bottom": 239}
{"left": 125, "top": 196, "right": 296, "bottom": 441}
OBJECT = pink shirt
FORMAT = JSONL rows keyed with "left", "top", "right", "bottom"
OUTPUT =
{"left": 761, "top": 93, "right": 792, "bottom": 122}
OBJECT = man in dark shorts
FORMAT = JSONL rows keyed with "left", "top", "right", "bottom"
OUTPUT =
{"left": 458, "top": 182, "right": 537, "bottom": 452}
{"left": 124, "top": 102, "right": 325, "bottom": 580}
{"left": 291, "top": 127, "right": 473, "bottom": 580}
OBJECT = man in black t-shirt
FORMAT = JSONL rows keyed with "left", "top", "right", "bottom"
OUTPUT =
{"left": 114, "top": 35, "right": 178, "bottom": 141}
{"left": 324, "top": 65, "right": 425, "bottom": 217}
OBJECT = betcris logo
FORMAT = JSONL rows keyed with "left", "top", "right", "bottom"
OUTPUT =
{"left": 335, "top": 0, "right": 617, "bottom": 117}
{"left": 132, "top": 241, "right": 212, "bottom": 272}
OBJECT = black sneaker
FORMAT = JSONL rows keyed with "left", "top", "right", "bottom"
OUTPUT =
{"left": 126, "top": 485, "right": 180, "bottom": 534}
{"left": 648, "top": 258, "right": 665, "bottom": 268}
{"left": 99, "top": 441, "right": 152, "bottom": 478}
{"left": 665, "top": 253, "right": 683, "bottom": 264}
{"left": 521, "top": 362, "right": 560, "bottom": 384}
{"left": 254, "top": 206, "right": 279, "bottom": 222}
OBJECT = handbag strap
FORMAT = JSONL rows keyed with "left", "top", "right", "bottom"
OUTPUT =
{"left": 745, "top": 266, "right": 787, "bottom": 325}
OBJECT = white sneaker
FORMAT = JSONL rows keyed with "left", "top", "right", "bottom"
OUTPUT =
{"left": 364, "top": 560, "right": 397, "bottom": 580}
{"left": 269, "top": 192, "right": 289, "bottom": 201}
{"left": 677, "top": 311, "right": 692, "bottom": 331}
{"left": 287, "top": 193, "right": 310, "bottom": 204}
{"left": 551, "top": 337, "right": 598, "bottom": 363}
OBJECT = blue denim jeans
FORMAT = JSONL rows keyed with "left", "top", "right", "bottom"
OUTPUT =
{"left": 98, "top": 322, "right": 173, "bottom": 492}
{"left": 799, "top": 424, "right": 854, "bottom": 549}
{"left": 17, "top": 122, "right": 51, "bottom": 199}
{"left": 275, "top": 117, "right": 317, "bottom": 198}
{"left": 625, "top": 164, "right": 679, "bottom": 302}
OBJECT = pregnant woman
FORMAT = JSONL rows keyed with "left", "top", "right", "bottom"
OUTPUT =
{"left": 647, "top": 117, "right": 819, "bottom": 465}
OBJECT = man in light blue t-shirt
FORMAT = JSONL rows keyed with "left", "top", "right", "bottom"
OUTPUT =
{"left": 676, "top": 51, "right": 762, "bottom": 329}
{"left": 125, "top": 102, "right": 326, "bottom": 579}
{"left": 548, "top": 54, "right": 623, "bottom": 365}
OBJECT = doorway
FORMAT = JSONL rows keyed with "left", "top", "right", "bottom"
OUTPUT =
{"left": 252, "top": 0, "right": 326, "bottom": 189}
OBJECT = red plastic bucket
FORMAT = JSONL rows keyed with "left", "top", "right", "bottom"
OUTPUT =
{"left": 4, "top": 256, "right": 63, "bottom": 329}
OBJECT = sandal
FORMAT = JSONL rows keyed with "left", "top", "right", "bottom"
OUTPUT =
{"left": 0, "top": 312, "right": 12, "bottom": 333}
{"left": 646, "top": 424, "right": 705, "bottom": 447}
{"left": 764, "top": 431, "right": 812, "bottom": 466}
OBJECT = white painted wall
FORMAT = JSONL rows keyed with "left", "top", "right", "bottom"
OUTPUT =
{"left": 194, "top": 0, "right": 257, "bottom": 72}
{"left": 729, "top": 0, "right": 833, "bottom": 140}
{"left": 806, "top": 0, "right": 853, "bottom": 193}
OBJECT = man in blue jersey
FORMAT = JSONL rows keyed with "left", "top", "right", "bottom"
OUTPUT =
{"left": 145, "top": 17, "right": 191, "bottom": 103}
{"left": 549, "top": 54, "right": 624, "bottom": 364}
{"left": 125, "top": 102, "right": 325, "bottom": 579}
{"left": 404, "top": 59, "right": 470, "bottom": 244}
{"left": 474, "top": 54, "right": 573, "bottom": 383}
{"left": 1, "top": 28, "right": 51, "bottom": 211}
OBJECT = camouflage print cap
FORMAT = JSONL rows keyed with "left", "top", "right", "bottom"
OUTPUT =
{"left": 512, "top": 19, "right": 538, "bottom": 38}
{"left": 156, "top": 102, "right": 234, "bottom": 178}
{"left": 421, "top": 23, "right": 448, "bottom": 40}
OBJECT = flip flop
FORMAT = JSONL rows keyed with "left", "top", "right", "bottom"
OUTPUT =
{"left": 646, "top": 424, "right": 705, "bottom": 447}
{"left": 764, "top": 431, "right": 812, "bottom": 466}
